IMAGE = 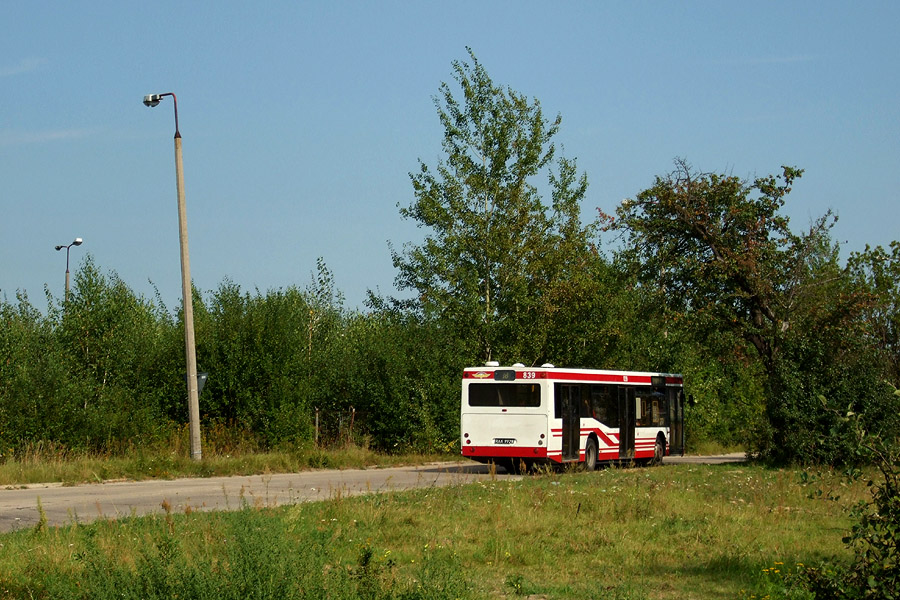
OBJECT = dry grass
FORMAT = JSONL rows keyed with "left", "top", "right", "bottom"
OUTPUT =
{"left": 0, "top": 431, "right": 447, "bottom": 487}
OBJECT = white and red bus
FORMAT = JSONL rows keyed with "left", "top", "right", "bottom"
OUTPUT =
{"left": 460, "top": 363, "right": 685, "bottom": 472}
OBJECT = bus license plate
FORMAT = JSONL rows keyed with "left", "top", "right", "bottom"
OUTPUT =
{"left": 494, "top": 438, "right": 516, "bottom": 445}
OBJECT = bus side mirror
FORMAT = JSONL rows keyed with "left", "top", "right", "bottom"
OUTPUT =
{"left": 688, "top": 394, "right": 696, "bottom": 407}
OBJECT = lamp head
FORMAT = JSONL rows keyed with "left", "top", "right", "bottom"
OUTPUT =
{"left": 55, "top": 245, "right": 64, "bottom": 251}
{"left": 73, "top": 238, "right": 83, "bottom": 246}
{"left": 143, "top": 94, "right": 161, "bottom": 107}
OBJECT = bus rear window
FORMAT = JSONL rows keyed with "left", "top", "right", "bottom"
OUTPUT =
{"left": 468, "top": 383, "right": 541, "bottom": 407}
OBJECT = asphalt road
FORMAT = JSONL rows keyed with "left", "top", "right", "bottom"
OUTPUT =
{"left": 0, "top": 454, "right": 745, "bottom": 533}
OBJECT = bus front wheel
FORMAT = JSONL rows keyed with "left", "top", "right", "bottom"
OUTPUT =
{"left": 651, "top": 436, "right": 665, "bottom": 466}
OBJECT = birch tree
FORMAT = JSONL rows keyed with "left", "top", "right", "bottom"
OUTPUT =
{"left": 393, "top": 49, "right": 594, "bottom": 365}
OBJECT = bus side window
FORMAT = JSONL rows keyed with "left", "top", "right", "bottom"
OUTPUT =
{"left": 591, "top": 385, "right": 619, "bottom": 428}
{"left": 590, "top": 386, "right": 606, "bottom": 422}
{"left": 580, "top": 384, "right": 592, "bottom": 418}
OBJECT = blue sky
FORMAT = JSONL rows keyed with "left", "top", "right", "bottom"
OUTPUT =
{"left": 3, "top": 1, "right": 898, "bottom": 311}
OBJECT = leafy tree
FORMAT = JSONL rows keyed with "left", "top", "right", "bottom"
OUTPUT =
{"left": 392, "top": 48, "right": 595, "bottom": 366}
{"left": 848, "top": 241, "right": 900, "bottom": 385}
{"left": 344, "top": 305, "right": 461, "bottom": 452}
{"left": 611, "top": 159, "right": 891, "bottom": 463}
{"left": 0, "top": 258, "right": 179, "bottom": 454}
{"left": 609, "top": 158, "right": 818, "bottom": 370}
{"left": 0, "top": 291, "right": 75, "bottom": 448}
{"left": 194, "top": 260, "right": 358, "bottom": 448}
{"left": 57, "top": 256, "right": 176, "bottom": 449}
{"left": 197, "top": 280, "right": 317, "bottom": 446}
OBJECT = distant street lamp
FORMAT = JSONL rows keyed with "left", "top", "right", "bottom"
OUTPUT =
{"left": 54, "top": 237, "right": 83, "bottom": 301}
{"left": 143, "top": 92, "right": 202, "bottom": 462}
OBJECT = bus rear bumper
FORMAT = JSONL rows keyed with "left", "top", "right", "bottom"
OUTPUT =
{"left": 461, "top": 445, "right": 548, "bottom": 460}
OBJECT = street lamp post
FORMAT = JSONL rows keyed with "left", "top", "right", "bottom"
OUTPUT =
{"left": 54, "top": 237, "right": 83, "bottom": 301}
{"left": 144, "top": 92, "right": 202, "bottom": 461}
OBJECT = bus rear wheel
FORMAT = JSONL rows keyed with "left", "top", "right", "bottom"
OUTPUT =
{"left": 583, "top": 438, "right": 599, "bottom": 471}
{"left": 504, "top": 458, "right": 531, "bottom": 475}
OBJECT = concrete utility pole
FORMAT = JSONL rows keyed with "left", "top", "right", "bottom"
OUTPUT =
{"left": 54, "top": 237, "right": 83, "bottom": 302}
{"left": 143, "top": 92, "right": 202, "bottom": 461}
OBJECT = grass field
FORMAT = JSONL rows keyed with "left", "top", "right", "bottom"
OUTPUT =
{"left": 0, "top": 461, "right": 861, "bottom": 599}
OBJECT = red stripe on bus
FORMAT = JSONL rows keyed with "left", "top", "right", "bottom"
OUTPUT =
{"left": 548, "top": 371, "right": 651, "bottom": 383}
{"left": 463, "top": 371, "right": 684, "bottom": 385}
{"left": 548, "top": 372, "right": 684, "bottom": 385}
